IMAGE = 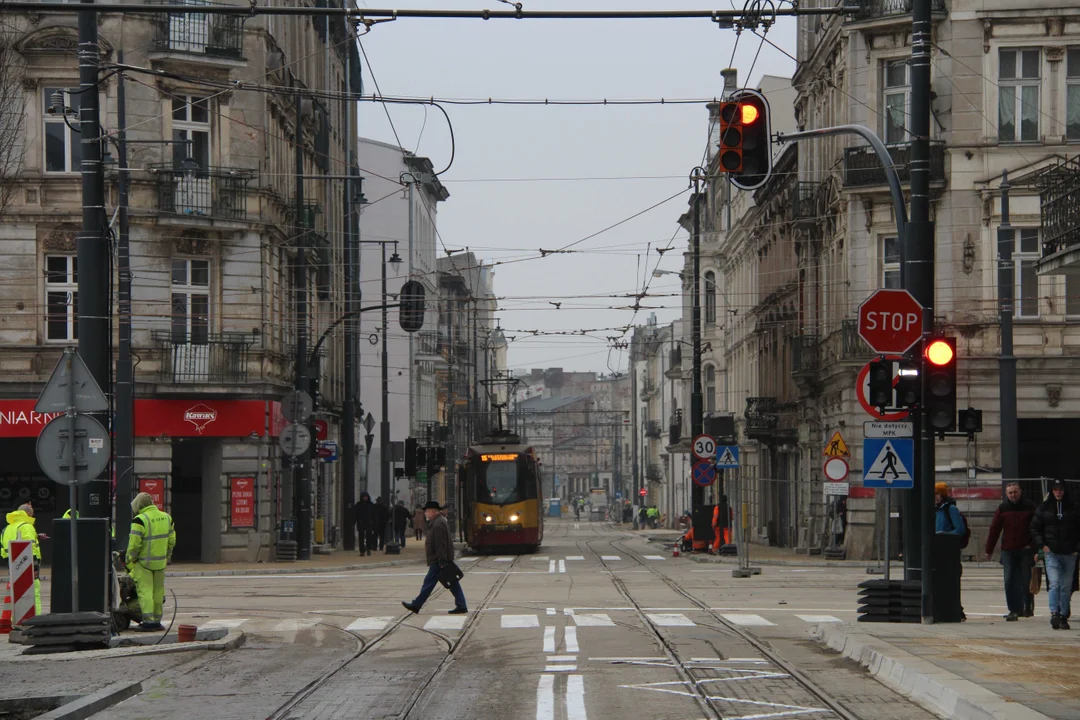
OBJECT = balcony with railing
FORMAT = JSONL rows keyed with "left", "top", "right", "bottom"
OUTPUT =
{"left": 791, "top": 335, "right": 820, "bottom": 376}
{"left": 665, "top": 346, "right": 683, "bottom": 379}
{"left": 791, "top": 182, "right": 821, "bottom": 228}
{"left": 845, "top": 0, "right": 946, "bottom": 22}
{"left": 669, "top": 409, "right": 683, "bottom": 446}
{"left": 843, "top": 143, "right": 945, "bottom": 189}
{"left": 1039, "top": 158, "right": 1080, "bottom": 272}
{"left": 744, "top": 396, "right": 779, "bottom": 441}
{"left": 645, "top": 463, "right": 662, "bottom": 482}
{"left": 150, "top": 0, "right": 245, "bottom": 60}
{"left": 154, "top": 166, "right": 251, "bottom": 222}
{"left": 639, "top": 380, "right": 656, "bottom": 401}
{"left": 644, "top": 420, "right": 662, "bottom": 438}
{"left": 153, "top": 331, "right": 252, "bottom": 384}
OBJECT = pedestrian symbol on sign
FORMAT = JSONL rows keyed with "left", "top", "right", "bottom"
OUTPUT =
{"left": 862, "top": 438, "right": 913, "bottom": 488}
{"left": 715, "top": 446, "right": 740, "bottom": 469}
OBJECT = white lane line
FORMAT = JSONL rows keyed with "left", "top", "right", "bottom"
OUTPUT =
{"left": 536, "top": 675, "right": 555, "bottom": 720}
{"left": 530, "top": 556, "right": 550, "bottom": 561}
{"left": 548, "top": 655, "right": 577, "bottom": 662}
{"left": 549, "top": 560, "right": 557, "bottom": 574}
{"left": 544, "top": 665, "right": 578, "bottom": 672}
{"left": 424, "top": 616, "right": 468, "bottom": 631}
{"left": 572, "top": 614, "right": 615, "bottom": 627}
{"left": 559, "top": 560, "right": 566, "bottom": 573}
{"left": 720, "top": 614, "right": 776, "bottom": 627}
{"left": 201, "top": 618, "right": 247, "bottom": 629}
{"left": 565, "top": 626, "right": 580, "bottom": 653}
{"left": 567, "top": 674, "right": 587, "bottom": 720}
{"left": 272, "top": 619, "right": 319, "bottom": 632}
{"left": 795, "top": 615, "right": 843, "bottom": 624}
{"left": 600, "top": 555, "right": 621, "bottom": 561}
{"left": 543, "top": 626, "right": 557, "bottom": 653}
{"left": 458, "top": 557, "right": 479, "bottom": 562}
{"left": 546, "top": 608, "right": 557, "bottom": 616}
{"left": 494, "top": 557, "right": 514, "bottom": 562}
{"left": 646, "top": 613, "right": 696, "bottom": 627}
{"left": 565, "top": 556, "right": 585, "bottom": 561}
{"left": 563, "top": 608, "right": 575, "bottom": 616}
{"left": 502, "top": 614, "right": 540, "bottom": 629}
{"left": 642, "top": 555, "right": 665, "bottom": 561}
{"left": 345, "top": 617, "right": 393, "bottom": 632}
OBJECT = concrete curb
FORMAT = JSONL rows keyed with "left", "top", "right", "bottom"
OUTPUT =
{"left": 814, "top": 623, "right": 1053, "bottom": 720}
{"left": 35, "top": 681, "right": 143, "bottom": 720}
{"left": 167, "top": 557, "right": 424, "bottom": 577}
{"left": 1, "top": 629, "right": 246, "bottom": 662}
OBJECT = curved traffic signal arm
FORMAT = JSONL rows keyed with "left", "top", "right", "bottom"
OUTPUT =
{"left": 923, "top": 337, "right": 957, "bottom": 434}
{"left": 727, "top": 88, "right": 772, "bottom": 191}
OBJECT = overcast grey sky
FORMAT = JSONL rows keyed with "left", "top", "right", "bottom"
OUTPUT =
{"left": 357, "top": 1, "right": 796, "bottom": 374}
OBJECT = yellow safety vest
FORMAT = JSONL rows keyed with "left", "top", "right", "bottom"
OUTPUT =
{"left": 127, "top": 506, "right": 176, "bottom": 570}
{"left": 1, "top": 511, "right": 40, "bottom": 560}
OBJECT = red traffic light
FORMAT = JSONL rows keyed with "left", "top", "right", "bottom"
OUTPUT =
{"left": 925, "top": 339, "right": 954, "bottom": 366}
{"left": 638, "top": 488, "right": 647, "bottom": 496}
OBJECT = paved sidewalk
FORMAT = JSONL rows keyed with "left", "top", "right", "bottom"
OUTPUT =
{"left": 816, "top": 617, "right": 1080, "bottom": 720}
{"left": 166, "top": 542, "right": 429, "bottom": 576}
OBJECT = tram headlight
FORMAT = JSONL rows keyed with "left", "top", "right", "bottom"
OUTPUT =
{"left": 484, "top": 515, "right": 494, "bottom": 523}
{"left": 509, "top": 514, "right": 520, "bottom": 523}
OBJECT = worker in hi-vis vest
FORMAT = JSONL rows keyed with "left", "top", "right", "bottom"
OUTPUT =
{"left": 126, "top": 493, "right": 176, "bottom": 632}
{"left": 2, "top": 503, "right": 42, "bottom": 614}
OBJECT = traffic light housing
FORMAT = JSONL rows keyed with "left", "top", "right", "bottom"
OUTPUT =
{"left": 958, "top": 407, "right": 983, "bottom": 435}
{"left": 404, "top": 436, "right": 418, "bottom": 476}
{"left": 728, "top": 89, "right": 772, "bottom": 191}
{"left": 924, "top": 337, "right": 957, "bottom": 433}
{"left": 718, "top": 101, "right": 744, "bottom": 173}
{"left": 867, "top": 358, "right": 893, "bottom": 412}
{"left": 399, "top": 279, "right": 425, "bottom": 333}
{"left": 895, "top": 360, "right": 920, "bottom": 407}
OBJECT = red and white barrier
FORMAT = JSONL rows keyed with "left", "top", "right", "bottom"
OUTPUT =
{"left": 7, "top": 540, "right": 35, "bottom": 626}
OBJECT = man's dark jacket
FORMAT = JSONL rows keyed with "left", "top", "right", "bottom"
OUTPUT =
{"left": 425, "top": 514, "right": 454, "bottom": 566}
{"left": 1031, "top": 495, "right": 1080, "bottom": 555}
{"left": 985, "top": 497, "right": 1036, "bottom": 554}
{"left": 354, "top": 496, "right": 376, "bottom": 529}
{"left": 392, "top": 504, "right": 411, "bottom": 533}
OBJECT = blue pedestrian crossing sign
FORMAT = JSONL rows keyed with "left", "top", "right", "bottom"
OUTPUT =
{"left": 863, "top": 438, "right": 914, "bottom": 489}
{"left": 715, "top": 445, "right": 740, "bottom": 469}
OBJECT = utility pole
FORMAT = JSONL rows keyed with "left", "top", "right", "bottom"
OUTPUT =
{"left": 907, "top": 0, "right": 936, "bottom": 621}
{"left": 293, "top": 90, "right": 313, "bottom": 562}
{"left": 631, "top": 358, "right": 639, "bottom": 506}
{"left": 690, "top": 169, "right": 706, "bottom": 534}
{"left": 77, "top": 0, "right": 110, "bottom": 519}
{"left": 380, "top": 241, "right": 391, "bottom": 502}
{"left": 114, "top": 55, "right": 134, "bottom": 547}
{"left": 340, "top": 48, "right": 358, "bottom": 550}
{"left": 997, "top": 171, "right": 1018, "bottom": 482}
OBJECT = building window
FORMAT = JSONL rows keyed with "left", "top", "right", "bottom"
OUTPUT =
{"left": 43, "top": 88, "right": 81, "bottom": 173}
{"left": 45, "top": 255, "right": 78, "bottom": 342}
{"left": 999, "top": 228, "right": 1040, "bottom": 318}
{"left": 1067, "top": 49, "right": 1080, "bottom": 141}
{"left": 1066, "top": 276, "right": 1080, "bottom": 317}
{"left": 999, "top": 48, "right": 1040, "bottom": 143}
{"left": 171, "top": 258, "right": 210, "bottom": 343}
{"left": 704, "top": 365, "right": 716, "bottom": 414}
{"left": 172, "top": 95, "right": 211, "bottom": 169}
{"left": 704, "top": 271, "right": 717, "bottom": 325}
{"left": 882, "top": 236, "right": 901, "bottom": 289}
{"left": 882, "top": 60, "right": 909, "bottom": 145}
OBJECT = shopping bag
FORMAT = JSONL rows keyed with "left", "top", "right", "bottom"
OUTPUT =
{"left": 437, "top": 561, "right": 464, "bottom": 588}
{"left": 1030, "top": 566, "right": 1042, "bottom": 596}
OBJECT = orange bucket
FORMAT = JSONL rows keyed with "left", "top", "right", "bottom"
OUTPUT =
{"left": 177, "top": 624, "right": 198, "bottom": 643}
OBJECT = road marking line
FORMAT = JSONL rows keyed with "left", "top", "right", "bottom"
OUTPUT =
{"left": 345, "top": 617, "right": 393, "bottom": 632}
{"left": 590, "top": 657, "right": 667, "bottom": 661}
{"left": 502, "top": 614, "right": 540, "bottom": 628}
{"left": 544, "top": 626, "right": 557, "bottom": 652}
{"left": 565, "top": 626, "right": 580, "bottom": 653}
{"left": 548, "top": 655, "right": 577, "bottom": 662}
{"left": 720, "top": 614, "right": 776, "bottom": 627}
{"left": 536, "top": 675, "right": 555, "bottom": 720}
{"left": 544, "top": 665, "right": 577, "bottom": 672}
{"left": 494, "top": 557, "right": 514, "bottom": 562}
{"left": 567, "top": 674, "right": 587, "bottom": 720}
{"left": 563, "top": 608, "right": 575, "bottom": 616}
{"left": 642, "top": 555, "right": 665, "bottom": 561}
{"left": 794, "top": 615, "right": 842, "bottom": 624}
{"left": 600, "top": 555, "right": 621, "bottom": 561}
{"left": 559, "top": 560, "right": 566, "bottom": 573}
{"left": 549, "top": 560, "right": 557, "bottom": 573}
{"left": 424, "top": 616, "right": 467, "bottom": 631}
{"left": 572, "top": 614, "right": 615, "bottom": 627}
{"left": 546, "top": 608, "right": 557, "bottom": 616}
{"left": 458, "top": 557, "right": 478, "bottom": 562}
{"left": 531, "top": 556, "right": 550, "bottom": 561}
{"left": 565, "top": 556, "right": 585, "bottom": 561}
{"left": 271, "top": 619, "right": 319, "bottom": 632}
{"left": 202, "top": 618, "right": 247, "bottom": 629}
{"left": 646, "top": 613, "right": 696, "bottom": 627}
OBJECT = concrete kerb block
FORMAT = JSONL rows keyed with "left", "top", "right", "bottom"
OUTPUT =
{"left": 166, "top": 557, "right": 423, "bottom": 578}
{"left": 34, "top": 681, "right": 143, "bottom": 720}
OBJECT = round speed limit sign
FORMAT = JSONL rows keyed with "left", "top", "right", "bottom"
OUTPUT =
{"left": 692, "top": 435, "right": 716, "bottom": 460}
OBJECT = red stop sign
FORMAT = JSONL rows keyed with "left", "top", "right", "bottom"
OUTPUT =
{"left": 858, "top": 289, "right": 924, "bottom": 354}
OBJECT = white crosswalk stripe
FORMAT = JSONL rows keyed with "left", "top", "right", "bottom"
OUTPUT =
{"left": 271, "top": 619, "right": 319, "bottom": 632}
{"left": 572, "top": 614, "right": 616, "bottom": 627}
{"left": 345, "top": 617, "right": 393, "bottom": 632}
{"left": 565, "top": 556, "right": 585, "bottom": 561}
{"left": 642, "top": 555, "right": 666, "bottom": 561}
{"left": 201, "top": 618, "right": 247, "bottom": 629}
{"left": 646, "top": 613, "right": 695, "bottom": 627}
{"left": 424, "top": 615, "right": 468, "bottom": 631}
{"left": 721, "top": 614, "right": 776, "bottom": 627}
{"left": 501, "top": 614, "right": 540, "bottom": 628}
{"left": 794, "top": 615, "right": 842, "bottom": 624}
{"left": 600, "top": 555, "right": 621, "bottom": 561}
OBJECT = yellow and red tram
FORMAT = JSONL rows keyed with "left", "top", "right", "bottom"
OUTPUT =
{"left": 457, "top": 433, "right": 544, "bottom": 553}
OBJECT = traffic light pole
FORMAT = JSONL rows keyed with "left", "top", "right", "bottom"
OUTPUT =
{"left": 293, "top": 90, "right": 312, "bottom": 562}
{"left": 689, "top": 170, "right": 706, "bottom": 539}
{"left": 997, "top": 172, "right": 1019, "bottom": 481}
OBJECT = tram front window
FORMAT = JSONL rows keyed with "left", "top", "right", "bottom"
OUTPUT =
{"left": 480, "top": 460, "right": 519, "bottom": 505}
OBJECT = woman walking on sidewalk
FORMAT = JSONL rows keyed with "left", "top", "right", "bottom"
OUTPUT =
{"left": 413, "top": 505, "right": 426, "bottom": 541}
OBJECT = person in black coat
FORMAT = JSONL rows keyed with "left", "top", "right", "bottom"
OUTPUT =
{"left": 392, "top": 500, "right": 412, "bottom": 547}
{"left": 1030, "top": 479, "right": 1080, "bottom": 629}
{"left": 374, "top": 497, "right": 390, "bottom": 550}
{"left": 354, "top": 492, "right": 378, "bottom": 556}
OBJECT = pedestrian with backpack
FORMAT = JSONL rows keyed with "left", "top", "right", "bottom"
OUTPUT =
{"left": 935, "top": 482, "right": 968, "bottom": 622}
{"left": 1030, "top": 479, "right": 1080, "bottom": 629}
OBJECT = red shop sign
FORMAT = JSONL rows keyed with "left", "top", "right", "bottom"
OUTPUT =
{"left": 230, "top": 476, "right": 256, "bottom": 529}
{"left": 139, "top": 478, "right": 166, "bottom": 511}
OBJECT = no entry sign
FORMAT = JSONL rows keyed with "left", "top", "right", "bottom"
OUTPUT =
{"left": 858, "top": 289, "right": 924, "bottom": 354}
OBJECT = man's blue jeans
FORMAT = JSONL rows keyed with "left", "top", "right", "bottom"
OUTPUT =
{"left": 412, "top": 562, "right": 467, "bottom": 610}
{"left": 1044, "top": 551, "right": 1077, "bottom": 618}
{"left": 1000, "top": 549, "right": 1033, "bottom": 615}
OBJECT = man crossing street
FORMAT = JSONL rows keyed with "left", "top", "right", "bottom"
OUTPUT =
{"left": 402, "top": 501, "right": 467, "bottom": 615}
{"left": 126, "top": 492, "right": 176, "bottom": 632}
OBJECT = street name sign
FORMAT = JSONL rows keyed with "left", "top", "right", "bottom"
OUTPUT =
{"left": 858, "top": 289, "right": 924, "bottom": 355}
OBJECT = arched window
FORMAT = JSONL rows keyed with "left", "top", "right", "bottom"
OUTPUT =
{"left": 704, "top": 365, "right": 716, "bottom": 413}
{"left": 704, "top": 272, "right": 717, "bottom": 325}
